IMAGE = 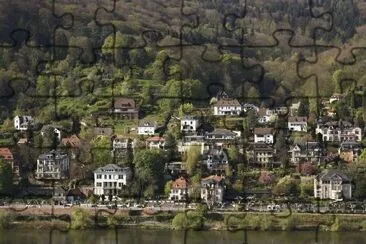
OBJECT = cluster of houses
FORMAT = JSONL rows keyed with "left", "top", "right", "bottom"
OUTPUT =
{"left": 6, "top": 91, "right": 364, "bottom": 203}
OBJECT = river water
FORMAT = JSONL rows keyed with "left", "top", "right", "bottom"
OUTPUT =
{"left": 0, "top": 229, "right": 365, "bottom": 244}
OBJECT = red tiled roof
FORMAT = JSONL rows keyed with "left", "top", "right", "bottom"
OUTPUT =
{"left": 0, "top": 148, "right": 13, "bottom": 160}
{"left": 61, "top": 135, "right": 81, "bottom": 148}
{"left": 172, "top": 177, "right": 189, "bottom": 188}
{"left": 146, "top": 136, "right": 165, "bottom": 142}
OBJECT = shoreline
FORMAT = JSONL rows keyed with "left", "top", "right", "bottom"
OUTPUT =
{"left": 2, "top": 208, "right": 366, "bottom": 232}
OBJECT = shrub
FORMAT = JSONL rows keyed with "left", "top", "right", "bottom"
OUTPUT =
{"left": 172, "top": 211, "right": 203, "bottom": 230}
{"left": 71, "top": 208, "right": 92, "bottom": 230}
{"left": 0, "top": 210, "right": 14, "bottom": 229}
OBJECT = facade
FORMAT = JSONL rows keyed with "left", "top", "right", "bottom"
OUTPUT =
{"left": 205, "top": 129, "right": 237, "bottom": 141}
{"left": 288, "top": 116, "right": 307, "bottom": 132}
{"left": 112, "top": 136, "right": 133, "bottom": 150}
{"left": 14, "top": 115, "right": 33, "bottom": 131}
{"left": 338, "top": 141, "right": 362, "bottom": 163}
{"left": 178, "top": 135, "right": 207, "bottom": 155}
{"left": 243, "top": 103, "right": 259, "bottom": 113}
{"left": 247, "top": 143, "right": 275, "bottom": 166}
{"left": 35, "top": 150, "right": 69, "bottom": 180}
{"left": 113, "top": 98, "right": 139, "bottom": 119}
{"left": 288, "top": 142, "right": 323, "bottom": 164}
{"left": 146, "top": 136, "right": 166, "bottom": 150}
{"left": 201, "top": 175, "right": 225, "bottom": 204}
{"left": 257, "top": 108, "right": 277, "bottom": 124}
{"left": 204, "top": 148, "right": 228, "bottom": 171}
{"left": 94, "top": 164, "right": 132, "bottom": 196}
{"left": 314, "top": 170, "right": 352, "bottom": 200}
{"left": 316, "top": 122, "right": 362, "bottom": 142}
{"left": 180, "top": 116, "right": 200, "bottom": 133}
{"left": 213, "top": 99, "right": 242, "bottom": 116}
{"left": 254, "top": 127, "right": 274, "bottom": 144}
{"left": 138, "top": 121, "right": 157, "bottom": 135}
{"left": 169, "top": 177, "right": 189, "bottom": 201}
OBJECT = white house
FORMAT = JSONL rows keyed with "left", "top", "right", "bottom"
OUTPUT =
{"left": 35, "top": 150, "right": 69, "bottom": 180}
{"left": 14, "top": 115, "right": 33, "bottom": 131}
{"left": 257, "top": 108, "right": 277, "bottom": 124}
{"left": 94, "top": 164, "right": 132, "bottom": 196}
{"left": 180, "top": 116, "right": 200, "bottom": 133}
{"left": 201, "top": 175, "right": 225, "bottom": 204}
{"left": 138, "top": 121, "right": 157, "bottom": 135}
{"left": 288, "top": 116, "right": 307, "bottom": 132}
{"left": 314, "top": 170, "right": 352, "bottom": 200}
{"left": 169, "top": 177, "right": 189, "bottom": 202}
{"left": 254, "top": 127, "right": 274, "bottom": 144}
{"left": 112, "top": 136, "right": 134, "bottom": 150}
{"left": 288, "top": 142, "right": 323, "bottom": 164}
{"left": 213, "top": 99, "right": 242, "bottom": 116}
{"left": 146, "top": 136, "right": 166, "bottom": 150}
{"left": 315, "top": 121, "right": 362, "bottom": 142}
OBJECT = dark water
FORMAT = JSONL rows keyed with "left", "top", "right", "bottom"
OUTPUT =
{"left": 0, "top": 229, "right": 365, "bottom": 244}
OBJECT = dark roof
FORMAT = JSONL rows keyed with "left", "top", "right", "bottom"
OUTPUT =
{"left": 288, "top": 116, "right": 307, "bottom": 123}
{"left": 215, "top": 99, "right": 241, "bottom": 107}
{"left": 249, "top": 143, "right": 274, "bottom": 152}
{"left": 93, "top": 127, "right": 113, "bottom": 136}
{"left": 114, "top": 98, "right": 136, "bottom": 109}
{"left": 254, "top": 127, "right": 273, "bottom": 135}
{"left": 38, "top": 150, "right": 68, "bottom": 160}
{"left": 319, "top": 170, "right": 351, "bottom": 182}
{"left": 138, "top": 120, "right": 157, "bottom": 127}
{"left": 206, "top": 129, "right": 237, "bottom": 137}
{"left": 94, "top": 164, "right": 131, "bottom": 174}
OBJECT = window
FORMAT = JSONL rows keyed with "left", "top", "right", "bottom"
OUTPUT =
{"left": 109, "top": 175, "right": 112, "bottom": 179}
{"left": 118, "top": 175, "right": 123, "bottom": 179}
{"left": 104, "top": 175, "right": 107, "bottom": 179}
{"left": 96, "top": 183, "right": 102, "bottom": 187}
{"left": 119, "top": 183, "right": 122, "bottom": 187}
{"left": 97, "top": 174, "right": 102, "bottom": 179}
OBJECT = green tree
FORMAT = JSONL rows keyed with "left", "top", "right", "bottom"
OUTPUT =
{"left": 185, "top": 145, "right": 201, "bottom": 175}
{"left": 164, "top": 180, "right": 173, "bottom": 197}
{"left": 133, "top": 149, "right": 166, "bottom": 197}
{"left": 164, "top": 132, "right": 177, "bottom": 162}
{"left": 71, "top": 208, "right": 92, "bottom": 230}
{"left": 90, "top": 136, "right": 113, "bottom": 166}
{"left": 0, "top": 159, "right": 13, "bottom": 195}
{"left": 272, "top": 176, "right": 300, "bottom": 197}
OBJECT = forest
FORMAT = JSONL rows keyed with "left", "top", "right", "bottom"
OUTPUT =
{"left": 0, "top": 0, "right": 364, "bottom": 125}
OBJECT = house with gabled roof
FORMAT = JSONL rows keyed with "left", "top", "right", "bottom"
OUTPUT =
{"left": 213, "top": 99, "right": 242, "bottom": 116}
{"left": 338, "top": 141, "right": 362, "bottom": 163}
{"left": 314, "top": 170, "right": 352, "bottom": 200}
{"left": 288, "top": 116, "right": 307, "bottom": 132}
{"left": 113, "top": 97, "right": 139, "bottom": 119}
{"left": 138, "top": 120, "right": 157, "bottom": 135}
{"left": 288, "top": 142, "right": 323, "bottom": 164}
{"left": 14, "top": 115, "right": 34, "bottom": 131}
{"left": 146, "top": 136, "right": 166, "bottom": 150}
{"left": 169, "top": 177, "right": 189, "bottom": 202}
{"left": 94, "top": 164, "right": 132, "bottom": 196}
{"left": 254, "top": 127, "right": 274, "bottom": 144}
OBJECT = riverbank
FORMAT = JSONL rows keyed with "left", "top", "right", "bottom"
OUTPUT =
{"left": 2, "top": 208, "right": 366, "bottom": 232}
